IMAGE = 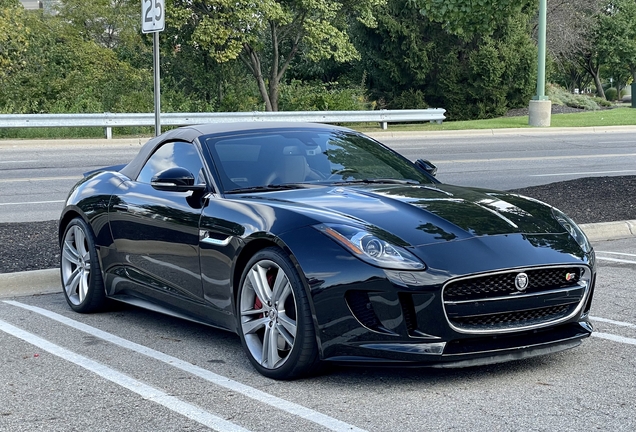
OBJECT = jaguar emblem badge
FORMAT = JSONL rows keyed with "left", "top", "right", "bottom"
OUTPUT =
{"left": 515, "top": 273, "right": 529, "bottom": 292}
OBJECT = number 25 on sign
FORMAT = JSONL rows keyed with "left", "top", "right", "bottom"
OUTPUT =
{"left": 141, "top": 0, "right": 165, "bottom": 33}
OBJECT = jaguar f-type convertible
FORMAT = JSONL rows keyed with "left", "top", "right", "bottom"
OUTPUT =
{"left": 59, "top": 122, "right": 595, "bottom": 379}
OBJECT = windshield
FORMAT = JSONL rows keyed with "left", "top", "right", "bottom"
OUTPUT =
{"left": 203, "top": 128, "right": 434, "bottom": 192}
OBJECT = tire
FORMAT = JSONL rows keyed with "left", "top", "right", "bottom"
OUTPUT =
{"left": 60, "top": 217, "right": 106, "bottom": 313}
{"left": 237, "top": 247, "right": 320, "bottom": 380}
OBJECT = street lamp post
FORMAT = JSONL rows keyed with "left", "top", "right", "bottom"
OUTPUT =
{"left": 528, "top": 0, "right": 551, "bottom": 127}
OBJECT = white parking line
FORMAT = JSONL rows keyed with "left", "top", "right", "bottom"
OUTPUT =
{"left": 430, "top": 153, "right": 636, "bottom": 164}
{"left": 596, "top": 251, "right": 636, "bottom": 258}
{"left": 592, "top": 332, "right": 636, "bottom": 347}
{"left": 0, "top": 318, "right": 251, "bottom": 432}
{"left": 0, "top": 200, "right": 65, "bottom": 206}
{"left": 530, "top": 170, "right": 636, "bottom": 177}
{"left": 4, "top": 301, "right": 368, "bottom": 432}
{"left": 595, "top": 251, "right": 636, "bottom": 265}
{"left": 591, "top": 316, "right": 636, "bottom": 329}
{"left": 595, "top": 256, "right": 636, "bottom": 265}
{"left": 0, "top": 160, "right": 38, "bottom": 163}
{"left": 0, "top": 176, "right": 79, "bottom": 183}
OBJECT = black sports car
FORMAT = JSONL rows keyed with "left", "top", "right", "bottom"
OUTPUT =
{"left": 59, "top": 122, "right": 595, "bottom": 379}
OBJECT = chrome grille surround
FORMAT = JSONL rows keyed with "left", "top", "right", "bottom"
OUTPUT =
{"left": 442, "top": 265, "right": 592, "bottom": 334}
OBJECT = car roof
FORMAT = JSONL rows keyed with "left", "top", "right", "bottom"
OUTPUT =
{"left": 119, "top": 122, "right": 353, "bottom": 180}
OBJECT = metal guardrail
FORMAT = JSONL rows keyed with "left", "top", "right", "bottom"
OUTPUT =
{"left": 0, "top": 109, "right": 445, "bottom": 139}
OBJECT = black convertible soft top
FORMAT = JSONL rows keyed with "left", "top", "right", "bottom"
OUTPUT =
{"left": 119, "top": 122, "right": 348, "bottom": 181}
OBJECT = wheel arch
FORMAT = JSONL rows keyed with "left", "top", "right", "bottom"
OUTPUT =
{"left": 58, "top": 207, "right": 86, "bottom": 246}
{"left": 232, "top": 235, "right": 305, "bottom": 301}
{"left": 231, "top": 234, "right": 323, "bottom": 354}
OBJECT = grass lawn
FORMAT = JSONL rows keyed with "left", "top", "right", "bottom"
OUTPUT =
{"left": 355, "top": 106, "right": 636, "bottom": 132}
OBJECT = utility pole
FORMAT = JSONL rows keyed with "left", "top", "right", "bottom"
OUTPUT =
{"left": 528, "top": 0, "right": 551, "bottom": 127}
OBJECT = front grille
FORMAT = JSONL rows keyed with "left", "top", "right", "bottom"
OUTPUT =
{"left": 443, "top": 266, "right": 588, "bottom": 333}
{"left": 444, "top": 267, "right": 580, "bottom": 301}
{"left": 451, "top": 304, "right": 575, "bottom": 331}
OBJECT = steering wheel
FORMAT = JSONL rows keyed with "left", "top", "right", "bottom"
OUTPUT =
{"left": 327, "top": 169, "right": 358, "bottom": 180}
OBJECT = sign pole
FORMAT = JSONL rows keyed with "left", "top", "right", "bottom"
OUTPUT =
{"left": 153, "top": 31, "right": 161, "bottom": 136}
{"left": 142, "top": 0, "right": 165, "bottom": 136}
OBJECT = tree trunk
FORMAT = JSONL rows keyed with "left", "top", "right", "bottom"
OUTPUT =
{"left": 580, "top": 54, "right": 605, "bottom": 99}
{"left": 240, "top": 44, "right": 274, "bottom": 111}
{"left": 268, "top": 22, "right": 280, "bottom": 112}
{"left": 592, "top": 71, "right": 605, "bottom": 99}
{"left": 239, "top": 23, "right": 302, "bottom": 112}
{"left": 268, "top": 80, "right": 279, "bottom": 111}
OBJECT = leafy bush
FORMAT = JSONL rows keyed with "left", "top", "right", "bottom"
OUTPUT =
{"left": 387, "top": 89, "right": 429, "bottom": 109}
{"left": 604, "top": 87, "right": 618, "bottom": 101}
{"left": 593, "top": 97, "right": 613, "bottom": 107}
{"left": 547, "top": 84, "right": 604, "bottom": 110}
{"left": 279, "top": 80, "right": 370, "bottom": 111}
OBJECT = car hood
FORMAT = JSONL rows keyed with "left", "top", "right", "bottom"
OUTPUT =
{"left": 237, "top": 183, "right": 565, "bottom": 247}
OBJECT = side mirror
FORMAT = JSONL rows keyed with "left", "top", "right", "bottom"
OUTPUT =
{"left": 151, "top": 167, "right": 206, "bottom": 192}
{"left": 415, "top": 159, "right": 438, "bottom": 177}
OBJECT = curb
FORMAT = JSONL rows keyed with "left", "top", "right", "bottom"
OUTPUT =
{"left": 580, "top": 220, "right": 636, "bottom": 242}
{"left": 1, "top": 220, "right": 634, "bottom": 299}
{"left": 0, "top": 268, "right": 60, "bottom": 299}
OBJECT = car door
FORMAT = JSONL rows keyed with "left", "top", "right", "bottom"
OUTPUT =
{"left": 108, "top": 141, "right": 207, "bottom": 311}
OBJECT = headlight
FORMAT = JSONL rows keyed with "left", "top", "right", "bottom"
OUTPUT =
{"left": 314, "top": 224, "right": 426, "bottom": 270}
{"left": 552, "top": 208, "right": 591, "bottom": 253}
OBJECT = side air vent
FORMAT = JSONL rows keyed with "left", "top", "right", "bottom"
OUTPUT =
{"left": 345, "top": 290, "right": 393, "bottom": 334}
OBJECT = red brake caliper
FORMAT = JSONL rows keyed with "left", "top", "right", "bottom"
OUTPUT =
{"left": 254, "top": 297, "right": 263, "bottom": 318}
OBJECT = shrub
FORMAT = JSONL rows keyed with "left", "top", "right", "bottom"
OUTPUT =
{"left": 604, "top": 87, "right": 618, "bottom": 101}
{"left": 547, "top": 84, "right": 602, "bottom": 110}
{"left": 387, "top": 89, "right": 429, "bottom": 109}
{"left": 279, "top": 80, "right": 370, "bottom": 111}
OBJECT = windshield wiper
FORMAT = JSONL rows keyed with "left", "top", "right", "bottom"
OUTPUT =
{"left": 225, "top": 184, "right": 307, "bottom": 194}
{"left": 332, "top": 178, "right": 421, "bottom": 185}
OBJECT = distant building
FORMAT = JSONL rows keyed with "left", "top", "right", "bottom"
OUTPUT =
{"left": 20, "top": 0, "right": 42, "bottom": 9}
{"left": 19, "top": 1, "right": 59, "bottom": 13}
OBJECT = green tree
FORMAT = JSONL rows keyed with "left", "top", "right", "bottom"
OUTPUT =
{"left": 168, "top": 0, "right": 385, "bottom": 111}
{"left": 0, "top": 0, "right": 28, "bottom": 80}
{"left": 55, "top": 0, "right": 141, "bottom": 49}
{"left": 358, "top": 0, "right": 536, "bottom": 119}
{"left": 0, "top": 10, "right": 151, "bottom": 114}
{"left": 408, "top": 0, "right": 534, "bottom": 37}
{"left": 598, "top": 0, "right": 636, "bottom": 84}
{"left": 545, "top": 0, "right": 602, "bottom": 92}
{"left": 574, "top": 14, "right": 608, "bottom": 98}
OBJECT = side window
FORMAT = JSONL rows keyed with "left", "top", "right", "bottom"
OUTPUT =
{"left": 137, "top": 141, "right": 206, "bottom": 185}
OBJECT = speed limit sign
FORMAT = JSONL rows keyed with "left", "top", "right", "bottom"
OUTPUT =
{"left": 141, "top": 0, "right": 165, "bottom": 33}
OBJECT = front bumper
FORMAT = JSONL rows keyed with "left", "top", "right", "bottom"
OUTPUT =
{"left": 323, "top": 321, "right": 592, "bottom": 367}
{"left": 280, "top": 228, "right": 596, "bottom": 367}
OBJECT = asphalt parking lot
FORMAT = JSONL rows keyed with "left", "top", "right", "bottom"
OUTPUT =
{"left": 0, "top": 237, "right": 634, "bottom": 432}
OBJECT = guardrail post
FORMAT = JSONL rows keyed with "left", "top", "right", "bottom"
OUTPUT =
{"left": 105, "top": 127, "right": 112, "bottom": 139}
{"left": 380, "top": 122, "right": 388, "bottom": 130}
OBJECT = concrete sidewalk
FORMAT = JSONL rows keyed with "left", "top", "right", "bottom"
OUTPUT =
{"left": 1, "top": 219, "right": 634, "bottom": 299}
